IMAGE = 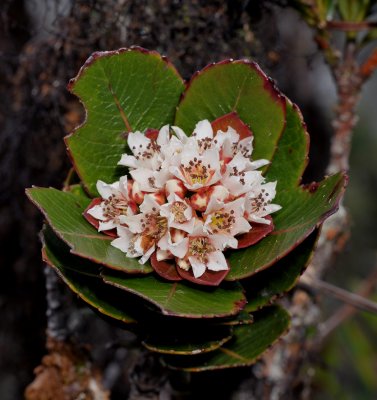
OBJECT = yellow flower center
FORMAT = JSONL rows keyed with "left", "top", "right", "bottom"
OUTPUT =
{"left": 182, "top": 158, "right": 213, "bottom": 187}
{"left": 210, "top": 210, "right": 235, "bottom": 234}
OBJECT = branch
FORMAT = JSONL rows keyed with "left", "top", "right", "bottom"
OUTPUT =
{"left": 300, "top": 274, "right": 377, "bottom": 315}
{"left": 316, "top": 264, "right": 377, "bottom": 342}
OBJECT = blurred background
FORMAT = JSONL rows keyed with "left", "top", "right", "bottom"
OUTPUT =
{"left": 0, "top": 1, "right": 376, "bottom": 398}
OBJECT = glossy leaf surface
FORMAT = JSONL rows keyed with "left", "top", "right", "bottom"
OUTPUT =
{"left": 102, "top": 269, "right": 246, "bottom": 318}
{"left": 66, "top": 48, "right": 185, "bottom": 196}
{"left": 26, "top": 187, "right": 152, "bottom": 273}
{"left": 42, "top": 226, "right": 137, "bottom": 324}
{"left": 162, "top": 305, "right": 290, "bottom": 371}
{"left": 244, "top": 229, "right": 319, "bottom": 312}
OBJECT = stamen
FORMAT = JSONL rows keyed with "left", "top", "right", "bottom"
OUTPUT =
{"left": 170, "top": 201, "right": 188, "bottom": 223}
{"left": 102, "top": 194, "right": 130, "bottom": 222}
{"left": 210, "top": 211, "right": 236, "bottom": 234}
{"left": 181, "top": 158, "right": 213, "bottom": 186}
{"left": 188, "top": 236, "right": 214, "bottom": 263}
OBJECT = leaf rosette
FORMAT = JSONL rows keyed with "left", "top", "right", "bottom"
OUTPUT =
{"left": 27, "top": 47, "right": 346, "bottom": 371}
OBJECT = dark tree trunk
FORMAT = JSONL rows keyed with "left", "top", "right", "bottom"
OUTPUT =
{"left": 0, "top": 1, "right": 332, "bottom": 398}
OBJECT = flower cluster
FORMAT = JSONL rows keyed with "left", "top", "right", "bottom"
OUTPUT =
{"left": 84, "top": 113, "right": 281, "bottom": 284}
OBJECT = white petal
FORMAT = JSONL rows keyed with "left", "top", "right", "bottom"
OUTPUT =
{"left": 210, "top": 233, "right": 238, "bottom": 250}
{"left": 188, "top": 256, "right": 206, "bottom": 278}
{"left": 227, "top": 152, "right": 250, "bottom": 172}
{"left": 119, "top": 176, "right": 129, "bottom": 199}
{"left": 128, "top": 131, "right": 150, "bottom": 154}
{"left": 194, "top": 119, "right": 213, "bottom": 140}
{"left": 248, "top": 159, "right": 270, "bottom": 170}
{"left": 166, "top": 236, "right": 189, "bottom": 258}
{"left": 98, "top": 220, "right": 117, "bottom": 231}
{"left": 231, "top": 217, "right": 251, "bottom": 236}
{"left": 122, "top": 214, "right": 145, "bottom": 233}
{"left": 207, "top": 169, "right": 222, "bottom": 187}
{"left": 111, "top": 236, "right": 132, "bottom": 254}
{"left": 139, "top": 244, "right": 155, "bottom": 264}
{"left": 170, "top": 218, "right": 195, "bottom": 234}
{"left": 171, "top": 126, "right": 187, "bottom": 142}
{"left": 191, "top": 219, "right": 205, "bottom": 236}
{"left": 202, "top": 148, "right": 220, "bottom": 169}
{"left": 169, "top": 165, "right": 186, "bottom": 183}
{"left": 215, "top": 127, "right": 239, "bottom": 146}
{"left": 204, "top": 196, "right": 224, "bottom": 215}
{"left": 139, "top": 194, "right": 161, "bottom": 214}
{"left": 118, "top": 154, "right": 138, "bottom": 168}
{"left": 248, "top": 215, "right": 272, "bottom": 224}
{"left": 265, "top": 204, "right": 282, "bottom": 214}
{"left": 211, "top": 185, "right": 229, "bottom": 202}
{"left": 157, "top": 125, "right": 170, "bottom": 146}
{"left": 96, "top": 180, "right": 114, "bottom": 199}
{"left": 130, "top": 168, "right": 159, "bottom": 192}
{"left": 207, "top": 251, "right": 229, "bottom": 271}
{"left": 156, "top": 249, "right": 172, "bottom": 261}
{"left": 223, "top": 197, "right": 245, "bottom": 217}
{"left": 87, "top": 204, "right": 105, "bottom": 220}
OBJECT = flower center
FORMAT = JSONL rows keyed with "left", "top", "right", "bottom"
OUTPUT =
{"left": 249, "top": 189, "right": 271, "bottom": 213}
{"left": 210, "top": 210, "right": 235, "bottom": 234}
{"left": 188, "top": 236, "right": 214, "bottom": 263}
{"left": 132, "top": 139, "right": 161, "bottom": 160}
{"left": 140, "top": 212, "right": 168, "bottom": 240}
{"left": 182, "top": 158, "right": 213, "bottom": 186}
{"left": 170, "top": 201, "right": 188, "bottom": 223}
{"left": 103, "top": 195, "right": 130, "bottom": 221}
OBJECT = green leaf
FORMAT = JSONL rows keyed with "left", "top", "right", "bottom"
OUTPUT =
{"left": 174, "top": 60, "right": 286, "bottom": 162}
{"left": 161, "top": 305, "right": 290, "bottom": 371}
{"left": 226, "top": 172, "right": 346, "bottom": 280}
{"left": 265, "top": 101, "right": 309, "bottom": 191}
{"left": 26, "top": 187, "right": 152, "bottom": 273}
{"left": 42, "top": 225, "right": 137, "bottom": 324}
{"left": 101, "top": 269, "right": 246, "bottom": 318}
{"left": 215, "top": 310, "right": 253, "bottom": 326}
{"left": 66, "top": 47, "right": 185, "bottom": 196}
{"left": 244, "top": 229, "right": 319, "bottom": 312}
{"left": 142, "top": 325, "right": 233, "bottom": 355}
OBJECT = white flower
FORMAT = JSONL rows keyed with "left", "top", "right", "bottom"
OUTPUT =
{"left": 118, "top": 125, "right": 186, "bottom": 192}
{"left": 119, "top": 194, "right": 169, "bottom": 264}
{"left": 245, "top": 181, "right": 282, "bottom": 224}
{"left": 171, "top": 220, "right": 229, "bottom": 278}
{"left": 111, "top": 226, "right": 144, "bottom": 259}
{"left": 221, "top": 152, "right": 267, "bottom": 196}
{"left": 87, "top": 176, "right": 134, "bottom": 231}
{"left": 158, "top": 227, "right": 189, "bottom": 260}
{"left": 160, "top": 193, "right": 195, "bottom": 233}
{"left": 98, "top": 117, "right": 282, "bottom": 281}
{"left": 203, "top": 197, "right": 251, "bottom": 249}
{"left": 169, "top": 147, "right": 222, "bottom": 191}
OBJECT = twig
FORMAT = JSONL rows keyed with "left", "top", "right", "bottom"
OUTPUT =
{"left": 316, "top": 265, "right": 377, "bottom": 342}
{"left": 300, "top": 274, "right": 377, "bottom": 315}
{"left": 327, "top": 41, "right": 362, "bottom": 174}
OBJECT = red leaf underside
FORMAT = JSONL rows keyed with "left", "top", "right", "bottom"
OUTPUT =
{"left": 211, "top": 112, "right": 253, "bottom": 140}
{"left": 150, "top": 252, "right": 183, "bottom": 281}
{"left": 83, "top": 198, "right": 117, "bottom": 238}
{"left": 177, "top": 263, "right": 230, "bottom": 286}
{"left": 237, "top": 217, "right": 274, "bottom": 249}
{"left": 145, "top": 128, "right": 160, "bottom": 140}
